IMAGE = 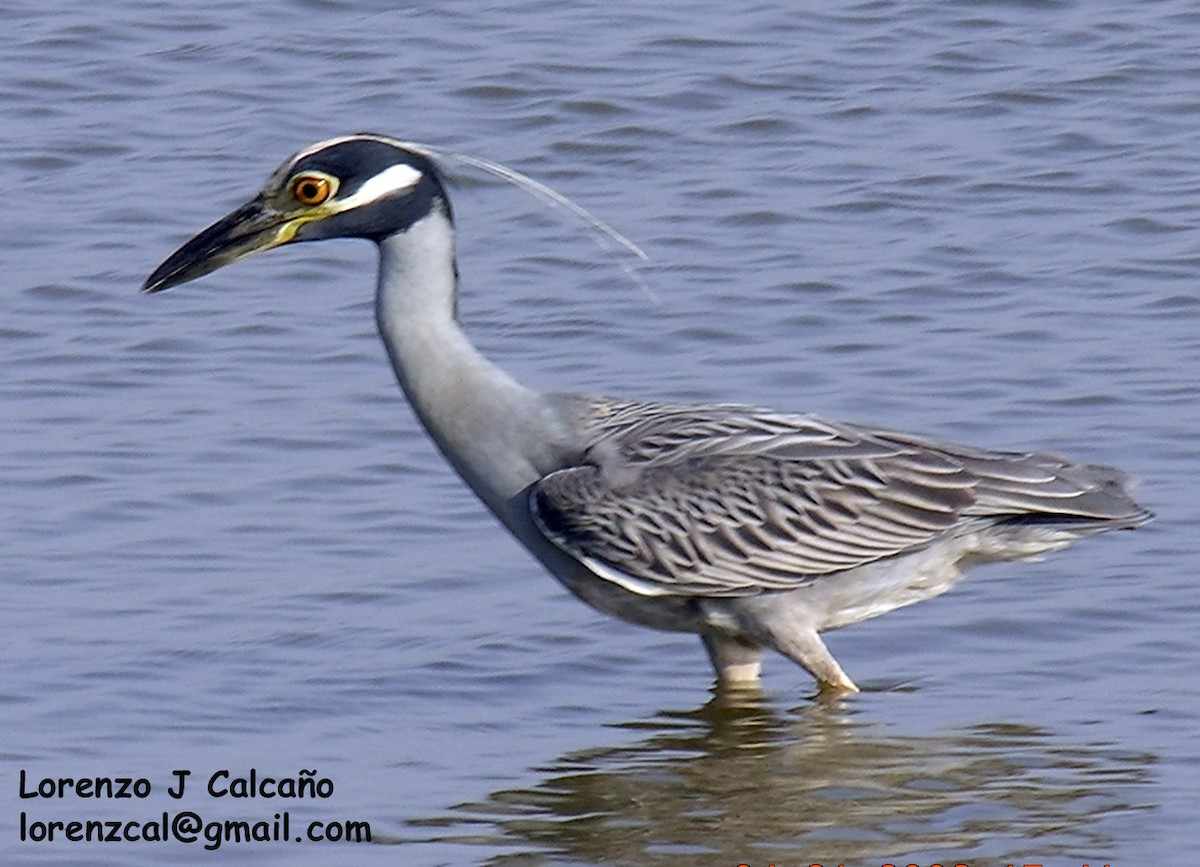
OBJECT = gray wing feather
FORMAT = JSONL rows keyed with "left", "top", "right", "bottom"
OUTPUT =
{"left": 530, "top": 400, "right": 1150, "bottom": 598}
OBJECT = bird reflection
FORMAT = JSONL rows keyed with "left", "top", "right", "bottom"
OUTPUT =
{"left": 403, "top": 697, "right": 1151, "bottom": 865}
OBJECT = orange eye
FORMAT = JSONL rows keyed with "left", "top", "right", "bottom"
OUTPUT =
{"left": 290, "top": 174, "right": 332, "bottom": 206}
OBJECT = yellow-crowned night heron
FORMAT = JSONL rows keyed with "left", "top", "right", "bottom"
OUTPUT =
{"left": 144, "top": 134, "right": 1151, "bottom": 694}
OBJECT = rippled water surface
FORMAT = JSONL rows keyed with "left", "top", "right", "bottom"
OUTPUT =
{"left": 5, "top": 1, "right": 1199, "bottom": 864}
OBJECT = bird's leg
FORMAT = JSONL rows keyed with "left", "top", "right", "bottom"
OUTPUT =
{"left": 703, "top": 598, "right": 860, "bottom": 694}
{"left": 701, "top": 632, "right": 763, "bottom": 687}
{"left": 772, "top": 628, "right": 859, "bottom": 693}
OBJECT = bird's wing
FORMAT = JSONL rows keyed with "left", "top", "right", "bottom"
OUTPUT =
{"left": 529, "top": 400, "right": 1147, "bottom": 598}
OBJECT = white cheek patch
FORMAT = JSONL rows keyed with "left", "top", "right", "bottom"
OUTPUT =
{"left": 337, "top": 163, "right": 423, "bottom": 210}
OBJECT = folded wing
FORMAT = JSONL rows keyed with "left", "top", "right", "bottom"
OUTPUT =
{"left": 530, "top": 400, "right": 1150, "bottom": 598}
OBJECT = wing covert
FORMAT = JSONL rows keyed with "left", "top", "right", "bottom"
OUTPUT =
{"left": 530, "top": 404, "right": 977, "bottom": 597}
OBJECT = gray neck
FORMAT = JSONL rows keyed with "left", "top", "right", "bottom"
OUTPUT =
{"left": 373, "top": 208, "right": 567, "bottom": 520}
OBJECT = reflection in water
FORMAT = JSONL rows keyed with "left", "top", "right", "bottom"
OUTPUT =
{"left": 404, "top": 694, "right": 1153, "bottom": 865}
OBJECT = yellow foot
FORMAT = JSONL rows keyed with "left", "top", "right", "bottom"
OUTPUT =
{"left": 817, "top": 673, "right": 859, "bottom": 695}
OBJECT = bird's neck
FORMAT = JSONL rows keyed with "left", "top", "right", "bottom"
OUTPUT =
{"left": 373, "top": 209, "right": 565, "bottom": 516}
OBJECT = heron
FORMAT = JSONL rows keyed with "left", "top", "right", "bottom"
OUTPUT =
{"left": 143, "top": 134, "right": 1150, "bottom": 694}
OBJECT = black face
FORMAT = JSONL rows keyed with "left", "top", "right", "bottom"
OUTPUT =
{"left": 143, "top": 135, "right": 451, "bottom": 294}
{"left": 291, "top": 138, "right": 441, "bottom": 199}
{"left": 283, "top": 137, "right": 453, "bottom": 242}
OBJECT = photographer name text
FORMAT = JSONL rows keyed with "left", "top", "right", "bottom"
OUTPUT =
{"left": 19, "top": 768, "right": 333, "bottom": 801}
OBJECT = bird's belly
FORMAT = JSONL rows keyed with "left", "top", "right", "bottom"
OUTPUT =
{"left": 793, "top": 542, "right": 973, "bottom": 631}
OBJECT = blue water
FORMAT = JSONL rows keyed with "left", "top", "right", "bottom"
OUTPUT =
{"left": 4, "top": 1, "right": 1198, "bottom": 864}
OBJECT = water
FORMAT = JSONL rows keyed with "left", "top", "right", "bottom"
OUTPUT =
{"left": 4, "top": 0, "right": 1198, "bottom": 863}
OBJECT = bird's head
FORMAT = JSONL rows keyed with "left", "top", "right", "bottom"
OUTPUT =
{"left": 142, "top": 134, "right": 451, "bottom": 294}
